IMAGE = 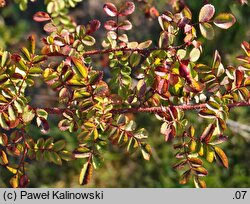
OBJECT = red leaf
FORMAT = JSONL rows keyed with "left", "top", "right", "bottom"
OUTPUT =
{"left": 155, "top": 66, "right": 168, "bottom": 76}
{"left": 43, "top": 23, "right": 57, "bottom": 33}
{"left": 86, "top": 20, "right": 101, "bottom": 35}
{"left": 200, "top": 124, "right": 215, "bottom": 143}
{"left": 11, "top": 54, "right": 21, "bottom": 63}
{"left": 104, "top": 20, "right": 118, "bottom": 31}
{"left": 157, "top": 79, "right": 169, "bottom": 95}
{"left": 199, "top": 4, "right": 215, "bottom": 22}
{"left": 19, "top": 175, "right": 29, "bottom": 188}
{"left": 103, "top": 3, "right": 118, "bottom": 17}
{"left": 33, "top": 12, "right": 51, "bottom": 22}
{"left": 179, "top": 60, "right": 192, "bottom": 83}
{"left": 118, "top": 2, "right": 135, "bottom": 16}
{"left": 235, "top": 69, "right": 244, "bottom": 87}
{"left": 241, "top": 41, "right": 250, "bottom": 56}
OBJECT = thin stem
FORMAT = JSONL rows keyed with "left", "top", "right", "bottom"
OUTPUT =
{"left": 31, "top": 101, "right": 250, "bottom": 115}
{"left": 46, "top": 44, "right": 187, "bottom": 58}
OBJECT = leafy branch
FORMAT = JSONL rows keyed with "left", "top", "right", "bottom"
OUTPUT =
{"left": 0, "top": 0, "right": 250, "bottom": 188}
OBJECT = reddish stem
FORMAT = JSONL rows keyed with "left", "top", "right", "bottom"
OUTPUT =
{"left": 32, "top": 102, "right": 250, "bottom": 115}
{"left": 46, "top": 45, "right": 186, "bottom": 58}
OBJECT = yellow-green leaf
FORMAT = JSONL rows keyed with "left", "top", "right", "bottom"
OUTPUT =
{"left": 53, "top": 140, "right": 66, "bottom": 152}
{"left": 199, "top": 22, "right": 214, "bottom": 40}
{"left": 194, "top": 176, "right": 206, "bottom": 188}
{"left": 214, "top": 146, "right": 228, "bottom": 168}
{"left": 48, "top": 151, "right": 62, "bottom": 165}
{"left": 79, "top": 162, "right": 93, "bottom": 185}
{"left": 205, "top": 145, "right": 214, "bottom": 163}
{"left": 9, "top": 175, "right": 19, "bottom": 188}
{"left": 71, "top": 57, "right": 88, "bottom": 79}
{"left": 213, "top": 13, "right": 236, "bottom": 29}
{"left": 0, "top": 149, "right": 8, "bottom": 165}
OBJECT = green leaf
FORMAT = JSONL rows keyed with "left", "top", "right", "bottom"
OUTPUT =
{"left": 124, "top": 120, "right": 136, "bottom": 131}
{"left": 199, "top": 4, "right": 215, "bottom": 22}
{"left": 199, "top": 109, "right": 216, "bottom": 119}
{"left": 89, "top": 71, "right": 103, "bottom": 85}
{"left": 48, "top": 151, "right": 62, "bottom": 165}
{"left": 32, "top": 56, "right": 47, "bottom": 64}
{"left": 44, "top": 137, "right": 54, "bottom": 149}
{"left": 20, "top": 47, "right": 31, "bottom": 61}
{"left": 92, "top": 155, "right": 103, "bottom": 169}
{"left": 213, "top": 13, "right": 236, "bottom": 29}
{"left": 127, "top": 137, "right": 138, "bottom": 154}
{"left": 205, "top": 145, "right": 214, "bottom": 163}
{"left": 36, "top": 109, "right": 48, "bottom": 119}
{"left": 177, "top": 49, "right": 187, "bottom": 59}
{"left": 59, "top": 150, "right": 73, "bottom": 161}
{"left": 214, "top": 146, "right": 228, "bottom": 168}
{"left": 37, "top": 138, "right": 45, "bottom": 149}
{"left": 8, "top": 105, "right": 16, "bottom": 121}
{"left": 14, "top": 100, "right": 23, "bottom": 114}
{"left": 117, "top": 115, "right": 126, "bottom": 125}
{"left": 53, "top": 140, "right": 66, "bottom": 152}
{"left": 138, "top": 40, "right": 152, "bottom": 49}
{"left": 134, "top": 128, "right": 148, "bottom": 139}
{"left": 82, "top": 35, "right": 96, "bottom": 46}
{"left": 79, "top": 162, "right": 93, "bottom": 185}
{"left": 206, "top": 101, "right": 220, "bottom": 112}
{"left": 71, "top": 57, "right": 88, "bottom": 79}
{"left": 190, "top": 48, "right": 201, "bottom": 62}
{"left": 130, "top": 53, "right": 141, "bottom": 67}
{"left": 1, "top": 51, "right": 9, "bottom": 67}
{"left": 22, "top": 107, "right": 35, "bottom": 123}
{"left": 199, "top": 22, "right": 214, "bottom": 40}
{"left": 36, "top": 150, "right": 43, "bottom": 161}
{"left": 118, "top": 131, "right": 128, "bottom": 146}
{"left": 0, "top": 112, "right": 9, "bottom": 130}
{"left": 196, "top": 141, "right": 204, "bottom": 156}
